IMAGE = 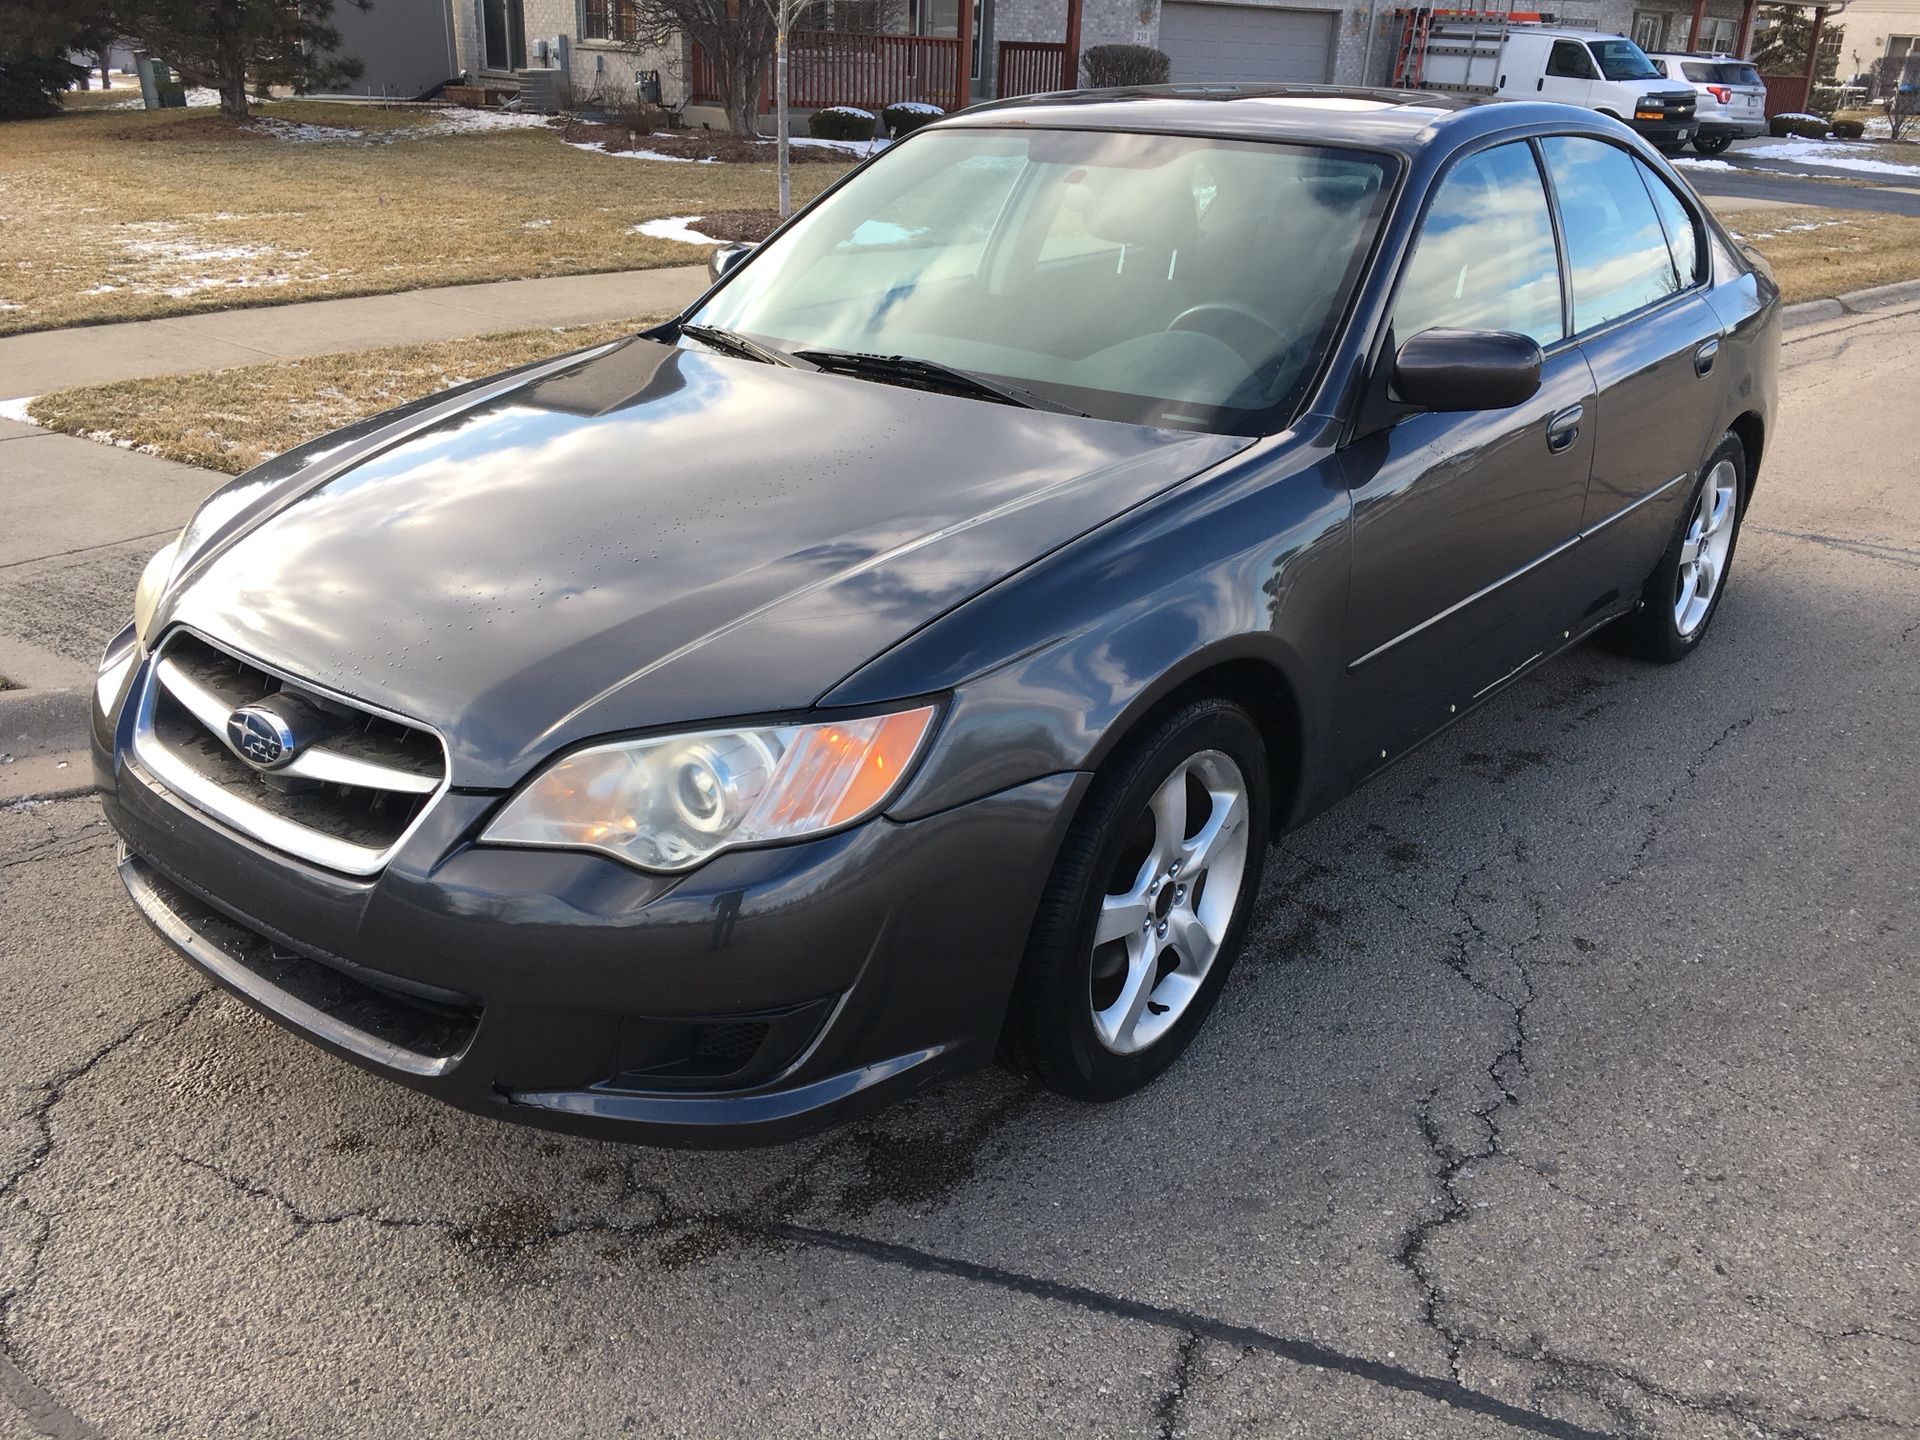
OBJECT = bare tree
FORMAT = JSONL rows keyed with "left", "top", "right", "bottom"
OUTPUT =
{"left": 1872, "top": 49, "right": 1920, "bottom": 141}
{"left": 630, "top": 0, "right": 777, "bottom": 135}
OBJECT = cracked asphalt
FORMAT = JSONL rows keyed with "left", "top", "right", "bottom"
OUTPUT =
{"left": 2, "top": 305, "right": 1916, "bottom": 1440}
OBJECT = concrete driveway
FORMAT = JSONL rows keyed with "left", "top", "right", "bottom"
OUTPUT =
{"left": 1, "top": 305, "right": 1916, "bottom": 1440}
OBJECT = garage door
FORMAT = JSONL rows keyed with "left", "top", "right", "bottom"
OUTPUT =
{"left": 1157, "top": 3, "right": 1335, "bottom": 84}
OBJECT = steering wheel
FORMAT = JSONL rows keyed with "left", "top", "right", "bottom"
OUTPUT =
{"left": 1166, "top": 302, "right": 1289, "bottom": 369}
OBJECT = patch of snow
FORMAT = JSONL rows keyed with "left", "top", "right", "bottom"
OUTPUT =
{"left": 0, "top": 300, "right": 23, "bottom": 312}
{"left": 816, "top": 105, "right": 874, "bottom": 120}
{"left": 885, "top": 101, "right": 943, "bottom": 114}
{"left": 83, "top": 284, "right": 119, "bottom": 294}
{"left": 1671, "top": 157, "right": 1737, "bottom": 170}
{"left": 522, "top": 218, "right": 553, "bottom": 229}
{"left": 787, "top": 135, "right": 886, "bottom": 153}
{"left": 1732, "top": 217, "right": 1849, "bottom": 241}
{"left": 246, "top": 117, "right": 365, "bottom": 143}
{"left": 1749, "top": 138, "right": 1920, "bottom": 175}
{"left": 107, "top": 221, "right": 316, "bottom": 297}
{"left": 0, "top": 396, "right": 38, "bottom": 424}
{"left": 567, "top": 141, "right": 714, "bottom": 164}
{"left": 631, "top": 215, "right": 722, "bottom": 245}
{"left": 415, "top": 107, "right": 557, "bottom": 135}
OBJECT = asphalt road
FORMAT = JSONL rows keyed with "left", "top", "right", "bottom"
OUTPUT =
{"left": 2, "top": 304, "right": 1916, "bottom": 1440}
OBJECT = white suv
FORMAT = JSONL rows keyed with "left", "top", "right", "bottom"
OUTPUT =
{"left": 1648, "top": 53, "right": 1768, "bottom": 153}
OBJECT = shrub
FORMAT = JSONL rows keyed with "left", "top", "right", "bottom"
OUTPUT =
{"left": 1768, "top": 111, "right": 1829, "bottom": 139}
{"left": 1830, "top": 117, "right": 1865, "bottom": 138}
{"left": 808, "top": 105, "right": 876, "bottom": 141}
{"left": 0, "top": 53, "right": 86, "bottom": 121}
{"left": 1081, "top": 44, "right": 1170, "bottom": 88}
{"left": 883, "top": 101, "right": 943, "bottom": 137}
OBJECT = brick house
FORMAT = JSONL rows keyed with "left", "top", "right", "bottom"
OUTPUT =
{"left": 387, "top": 0, "right": 1835, "bottom": 122}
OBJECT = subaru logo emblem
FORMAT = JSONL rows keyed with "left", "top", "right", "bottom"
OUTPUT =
{"left": 226, "top": 704, "right": 298, "bottom": 770}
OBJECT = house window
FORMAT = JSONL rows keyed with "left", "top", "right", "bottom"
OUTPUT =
{"left": 1890, "top": 34, "right": 1919, "bottom": 58}
{"left": 483, "top": 0, "right": 527, "bottom": 69}
{"left": 1632, "top": 11, "right": 1665, "bottom": 52}
{"left": 1694, "top": 15, "right": 1737, "bottom": 53}
{"left": 583, "top": 0, "right": 640, "bottom": 41}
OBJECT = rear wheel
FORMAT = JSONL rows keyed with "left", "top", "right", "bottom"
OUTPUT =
{"left": 1597, "top": 433, "right": 1746, "bottom": 663}
{"left": 1694, "top": 131, "right": 1734, "bottom": 155}
{"left": 1003, "top": 696, "right": 1270, "bottom": 1101}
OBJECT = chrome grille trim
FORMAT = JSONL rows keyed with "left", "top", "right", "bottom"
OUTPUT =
{"left": 129, "top": 628, "right": 451, "bottom": 876}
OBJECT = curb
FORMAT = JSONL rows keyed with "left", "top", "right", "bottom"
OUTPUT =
{"left": 1782, "top": 277, "right": 1920, "bottom": 331}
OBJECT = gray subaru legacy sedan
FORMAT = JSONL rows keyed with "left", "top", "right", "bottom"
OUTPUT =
{"left": 94, "top": 87, "right": 1779, "bottom": 1146}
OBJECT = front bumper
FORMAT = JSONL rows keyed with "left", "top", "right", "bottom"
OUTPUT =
{"left": 95, "top": 647, "right": 1087, "bottom": 1147}
{"left": 1628, "top": 117, "right": 1695, "bottom": 144}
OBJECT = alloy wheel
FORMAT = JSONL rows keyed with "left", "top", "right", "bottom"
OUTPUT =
{"left": 1088, "top": 749, "right": 1251, "bottom": 1055}
{"left": 1675, "top": 459, "right": 1738, "bottom": 637}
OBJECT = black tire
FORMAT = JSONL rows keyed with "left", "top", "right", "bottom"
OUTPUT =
{"left": 1002, "top": 695, "right": 1271, "bottom": 1101}
{"left": 1596, "top": 432, "right": 1747, "bottom": 663}
{"left": 1693, "top": 131, "right": 1734, "bottom": 155}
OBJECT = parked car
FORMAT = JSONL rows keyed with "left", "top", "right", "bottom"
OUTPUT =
{"left": 96, "top": 88, "right": 1779, "bottom": 1147}
{"left": 1419, "top": 25, "right": 1699, "bottom": 148}
{"left": 1648, "top": 53, "right": 1769, "bottom": 153}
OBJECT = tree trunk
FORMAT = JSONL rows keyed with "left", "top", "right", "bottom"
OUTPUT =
{"left": 215, "top": 6, "right": 250, "bottom": 119}
{"left": 775, "top": 23, "right": 790, "bottom": 217}
{"left": 722, "top": 57, "right": 758, "bottom": 135}
{"left": 219, "top": 72, "right": 251, "bottom": 118}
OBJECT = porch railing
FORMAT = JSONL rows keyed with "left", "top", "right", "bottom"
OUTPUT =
{"left": 690, "top": 31, "right": 963, "bottom": 114}
{"left": 996, "top": 40, "right": 1070, "bottom": 97}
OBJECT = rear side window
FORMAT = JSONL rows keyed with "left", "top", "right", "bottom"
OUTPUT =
{"left": 1682, "top": 61, "right": 1718, "bottom": 82}
{"left": 1548, "top": 40, "right": 1596, "bottom": 78}
{"left": 1723, "top": 63, "right": 1761, "bottom": 85}
{"left": 1393, "top": 141, "right": 1564, "bottom": 347}
{"left": 1540, "top": 135, "right": 1682, "bottom": 332}
{"left": 1636, "top": 159, "right": 1704, "bottom": 286}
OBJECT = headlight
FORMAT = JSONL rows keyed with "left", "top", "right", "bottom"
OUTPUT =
{"left": 132, "top": 535, "right": 183, "bottom": 646}
{"left": 482, "top": 705, "right": 938, "bottom": 873}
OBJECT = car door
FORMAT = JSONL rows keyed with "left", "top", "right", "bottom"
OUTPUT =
{"left": 1537, "top": 135, "right": 1726, "bottom": 607}
{"left": 1336, "top": 139, "right": 1595, "bottom": 775}
{"left": 1540, "top": 38, "right": 1598, "bottom": 107}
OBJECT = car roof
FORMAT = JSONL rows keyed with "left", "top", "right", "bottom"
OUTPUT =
{"left": 950, "top": 85, "right": 1600, "bottom": 154}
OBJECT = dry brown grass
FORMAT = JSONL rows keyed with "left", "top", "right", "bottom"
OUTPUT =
{"left": 1725, "top": 206, "right": 1920, "bottom": 304}
{"left": 0, "top": 101, "right": 850, "bottom": 336}
{"left": 26, "top": 316, "right": 657, "bottom": 474}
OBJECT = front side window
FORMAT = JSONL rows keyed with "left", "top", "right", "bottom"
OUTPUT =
{"left": 1392, "top": 141, "right": 1564, "bottom": 349}
{"left": 1540, "top": 135, "right": 1682, "bottom": 332}
{"left": 691, "top": 128, "right": 1395, "bottom": 432}
{"left": 1548, "top": 40, "right": 1597, "bottom": 78}
{"left": 1587, "top": 38, "right": 1662, "bottom": 79}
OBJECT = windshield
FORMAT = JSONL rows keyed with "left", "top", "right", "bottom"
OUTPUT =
{"left": 1588, "top": 38, "right": 1662, "bottom": 80}
{"left": 686, "top": 127, "right": 1395, "bottom": 433}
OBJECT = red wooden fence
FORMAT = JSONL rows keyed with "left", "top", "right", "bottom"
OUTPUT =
{"left": 691, "top": 32, "right": 962, "bottom": 114}
{"left": 1759, "top": 73, "right": 1810, "bottom": 116}
{"left": 996, "top": 40, "right": 1070, "bottom": 97}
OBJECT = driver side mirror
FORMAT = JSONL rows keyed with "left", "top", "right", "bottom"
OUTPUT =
{"left": 1392, "top": 328, "right": 1543, "bottom": 412}
{"left": 707, "top": 242, "right": 754, "bottom": 284}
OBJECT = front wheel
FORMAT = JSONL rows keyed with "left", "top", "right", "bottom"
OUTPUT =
{"left": 1002, "top": 696, "right": 1270, "bottom": 1101}
{"left": 1596, "top": 433, "right": 1746, "bottom": 663}
{"left": 1694, "top": 131, "right": 1734, "bottom": 155}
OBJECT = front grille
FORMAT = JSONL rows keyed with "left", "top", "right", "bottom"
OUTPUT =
{"left": 131, "top": 630, "right": 448, "bottom": 876}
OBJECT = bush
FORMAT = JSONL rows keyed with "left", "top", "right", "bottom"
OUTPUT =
{"left": 883, "top": 101, "right": 943, "bottom": 137}
{"left": 808, "top": 105, "right": 876, "bottom": 141}
{"left": 1830, "top": 117, "right": 1865, "bottom": 138}
{"left": 0, "top": 53, "right": 86, "bottom": 121}
{"left": 1081, "top": 44, "right": 1170, "bottom": 88}
{"left": 1768, "top": 111, "right": 1829, "bottom": 139}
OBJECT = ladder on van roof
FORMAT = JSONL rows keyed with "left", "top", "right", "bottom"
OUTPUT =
{"left": 1390, "top": 3, "right": 1552, "bottom": 90}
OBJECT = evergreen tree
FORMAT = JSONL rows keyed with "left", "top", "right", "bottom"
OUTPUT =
{"left": 107, "top": 0, "right": 368, "bottom": 118}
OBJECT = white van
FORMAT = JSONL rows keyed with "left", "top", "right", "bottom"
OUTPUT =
{"left": 1416, "top": 26, "right": 1700, "bottom": 148}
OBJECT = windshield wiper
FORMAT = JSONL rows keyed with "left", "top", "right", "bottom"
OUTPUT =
{"left": 678, "top": 322, "right": 802, "bottom": 368}
{"left": 792, "top": 348, "right": 1089, "bottom": 416}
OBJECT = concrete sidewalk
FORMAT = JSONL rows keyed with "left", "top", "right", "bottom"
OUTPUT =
{"left": 0, "top": 265, "right": 709, "bottom": 401}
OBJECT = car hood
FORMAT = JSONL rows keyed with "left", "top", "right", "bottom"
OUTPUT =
{"left": 166, "top": 337, "right": 1244, "bottom": 788}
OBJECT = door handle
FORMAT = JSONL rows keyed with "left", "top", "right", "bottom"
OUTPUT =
{"left": 1546, "top": 403, "right": 1583, "bottom": 453}
{"left": 1694, "top": 338, "right": 1720, "bottom": 376}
